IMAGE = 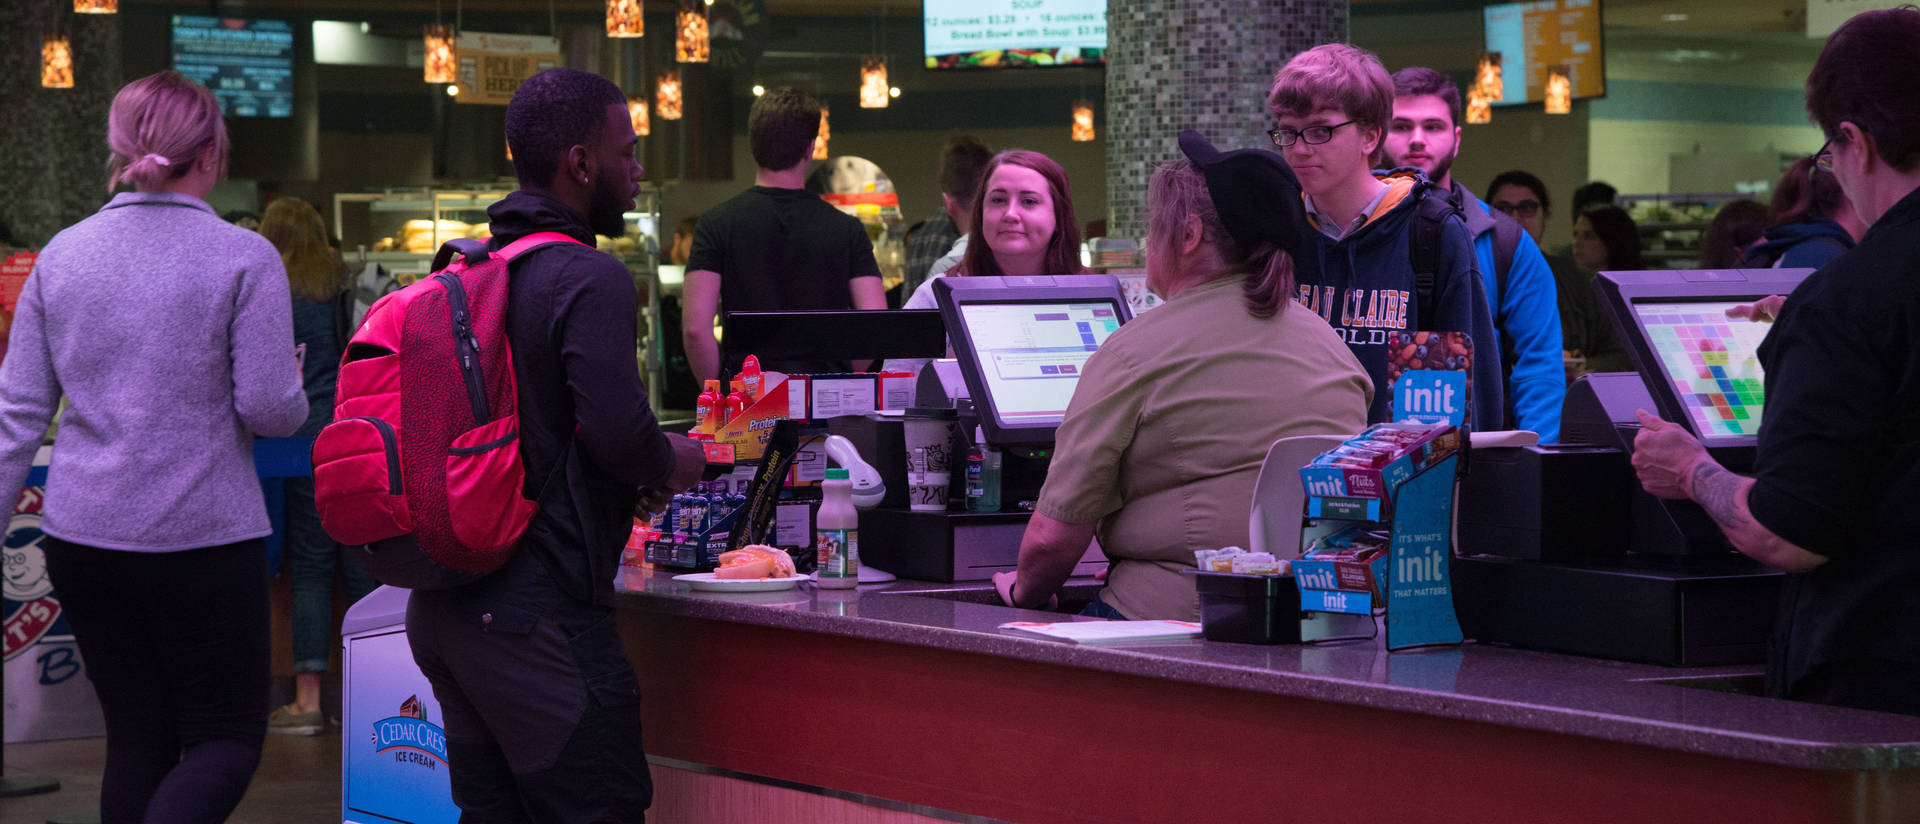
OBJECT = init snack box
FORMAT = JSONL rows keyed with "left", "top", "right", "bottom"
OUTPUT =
{"left": 1299, "top": 421, "right": 1459, "bottom": 501}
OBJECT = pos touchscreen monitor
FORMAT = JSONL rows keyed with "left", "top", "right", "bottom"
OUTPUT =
{"left": 1595, "top": 268, "right": 1813, "bottom": 449}
{"left": 934, "top": 275, "right": 1132, "bottom": 445}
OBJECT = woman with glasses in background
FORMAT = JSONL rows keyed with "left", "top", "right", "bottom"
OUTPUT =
{"left": 1486, "top": 170, "right": 1631, "bottom": 379}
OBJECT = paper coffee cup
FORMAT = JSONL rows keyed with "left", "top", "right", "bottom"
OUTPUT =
{"left": 903, "top": 410, "right": 958, "bottom": 512}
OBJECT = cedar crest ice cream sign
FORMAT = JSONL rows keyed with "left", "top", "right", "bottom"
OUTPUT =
{"left": 374, "top": 695, "right": 450, "bottom": 770}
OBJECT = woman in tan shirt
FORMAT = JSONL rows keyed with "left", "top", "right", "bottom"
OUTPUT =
{"left": 996, "top": 132, "right": 1372, "bottom": 620}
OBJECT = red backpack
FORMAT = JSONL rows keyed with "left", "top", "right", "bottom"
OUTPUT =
{"left": 312, "top": 232, "right": 585, "bottom": 589}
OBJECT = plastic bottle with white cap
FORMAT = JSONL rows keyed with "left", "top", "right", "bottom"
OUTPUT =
{"left": 815, "top": 468, "right": 859, "bottom": 589}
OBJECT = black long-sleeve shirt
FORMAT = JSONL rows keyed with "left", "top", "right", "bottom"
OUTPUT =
{"left": 488, "top": 190, "right": 675, "bottom": 606}
{"left": 1749, "top": 185, "right": 1920, "bottom": 710}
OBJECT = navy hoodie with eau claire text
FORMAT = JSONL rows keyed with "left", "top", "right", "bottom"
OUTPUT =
{"left": 1294, "top": 171, "right": 1503, "bottom": 428}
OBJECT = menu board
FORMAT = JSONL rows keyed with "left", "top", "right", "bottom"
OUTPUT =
{"left": 924, "top": 0, "right": 1105, "bottom": 69}
{"left": 1482, "top": 0, "right": 1604, "bottom": 106}
{"left": 171, "top": 16, "right": 295, "bottom": 118}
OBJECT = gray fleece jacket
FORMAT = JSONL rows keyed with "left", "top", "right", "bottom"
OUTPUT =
{"left": 0, "top": 192, "right": 308, "bottom": 551}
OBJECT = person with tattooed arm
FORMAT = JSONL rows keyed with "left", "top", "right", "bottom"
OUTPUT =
{"left": 1630, "top": 7, "right": 1920, "bottom": 717}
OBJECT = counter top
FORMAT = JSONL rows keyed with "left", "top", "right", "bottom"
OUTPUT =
{"left": 613, "top": 567, "right": 1920, "bottom": 772}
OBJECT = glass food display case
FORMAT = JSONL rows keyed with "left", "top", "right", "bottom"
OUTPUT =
{"left": 333, "top": 185, "right": 668, "bottom": 410}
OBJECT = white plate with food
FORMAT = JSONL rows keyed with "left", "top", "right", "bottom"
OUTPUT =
{"left": 674, "top": 572, "right": 812, "bottom": 592}
{"left": 675, "top": 545, "right": 804, "bottom": 592}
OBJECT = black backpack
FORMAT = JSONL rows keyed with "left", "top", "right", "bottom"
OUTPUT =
{"left": 1408, "top": 182, "right": 1526, "bottom": 429}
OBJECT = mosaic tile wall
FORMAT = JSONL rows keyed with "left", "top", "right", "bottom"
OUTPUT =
{"left": 1106, "top": 0, "right": 1346, "bottom": 237}
{"left": 0, "top": 4, "right": 121, "bottom": 248}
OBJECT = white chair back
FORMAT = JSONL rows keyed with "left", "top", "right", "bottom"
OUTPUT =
{"left": 1248, "top": 434, "right": 1345, "bottom": 557}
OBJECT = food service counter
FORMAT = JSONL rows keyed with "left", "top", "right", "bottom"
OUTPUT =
{"left": 613, "top": 566, "right": 1920, "bottom": 824}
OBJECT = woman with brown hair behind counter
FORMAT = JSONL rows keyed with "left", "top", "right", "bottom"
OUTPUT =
{"left": 995, "top": 132, "right": 1372, "bottom": 619}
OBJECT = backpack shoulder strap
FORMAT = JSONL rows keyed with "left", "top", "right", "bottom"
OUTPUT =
{"left": 495, "top": 231, "right": 590, "bottom": 262}
{"left": 1408, "top": 182, "right": 1462, "bottom": 320}
{"left": 1489, "top": 209, "right": 1523, "bottom": 304}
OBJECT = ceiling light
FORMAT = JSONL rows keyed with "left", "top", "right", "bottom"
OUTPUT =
{"left": 1662, "top": 13, "right": 1689, "bottom": 22}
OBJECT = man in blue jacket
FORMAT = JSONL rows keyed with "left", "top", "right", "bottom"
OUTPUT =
{"left": 1267, "top": 45, "right": 1502, "bottom": 428}
{"left": 1385, "top": 67, "right": 1566, "bottom": 441}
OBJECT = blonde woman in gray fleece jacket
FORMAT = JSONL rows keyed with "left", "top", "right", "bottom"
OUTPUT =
{"left": 0, "top": 71, "right": 307, "bottom": 823}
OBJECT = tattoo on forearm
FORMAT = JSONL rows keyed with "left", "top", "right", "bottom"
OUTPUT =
{"left": 1692, "top": 463, "right": 1750, "bottom": 530}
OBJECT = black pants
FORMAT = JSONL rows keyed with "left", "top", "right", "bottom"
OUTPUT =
{"left": 42, "top": 536, "right": 269, "bottom": 824}
{"left": 407, "top": 550, "right": 651, "bottom": 823}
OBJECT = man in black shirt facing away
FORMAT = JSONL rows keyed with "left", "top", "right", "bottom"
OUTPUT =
{"left": 1632, "top": 8, "right": 1920, "bottom": 716}
{"left": 407, "top": 68, "right": 705, "bottom": 821}
{"left": 683, "top": 86, "right": 885, "bottom": 382}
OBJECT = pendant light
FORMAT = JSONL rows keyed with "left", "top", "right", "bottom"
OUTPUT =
{"left": 607, "top": 0, "right": 643, "bottom": 38}
{"left": 1071, "top": 100, "right": 1095, "bottom": 142}
{"left": 1466, "top": 90, "right": 1492, "bottom": 124}
{"left": 859, "top": 57, "right": 888, "bottom": 109}
{"left": 73, "top": 0, "right": 116, "bottom": 13}
{"left": 676, "top": 0, "right": 709, "bottom": 63}
{"left": 1544, "top": 66, "right": 1572, "bottom": 115}
{"left": 1476, "top": 52, "right": 1503, "bottom": 101}
{"left": 42, "top": 35, "right": 74, "bottom": 89}
{"left": 814, "top": 106, "right": 831, "bottom": 159}
{"left": 628, "top": 96, "right": 651, "bottom": 136}
{"left": 424, "top": 24, "right": 456, "bottom": 84}
{"left": 657, "top": 70, "right": 683, "bottom": 120}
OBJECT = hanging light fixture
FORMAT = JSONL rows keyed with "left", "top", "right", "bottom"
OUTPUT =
{"left": 1476, "top": 52, "right": 1504, "bottom": 101}
{"left": 607, "top": 0, "right": 643, "bottom": 38}
{"left": 859, "top": 57, "right": 888, "bottom": 109}
{"left": 814, "top": 106, "right": 831, "bottom": 159}
{"left": 41, "top": 35, "right": 74, "bottom": 89}
{"left": 1071, "top": 100, "right": 1095, "bottom": 142}
{"left": 74, "top": 0, "right": 117, "bottom": 13}
{"left": 657, "top": 70, "right": 683, "bottom": 120}
{"left": 1465, "top": 89, "right": 1492, "bottom": 124}
{"left": 676, "top": 0, "right": 709, "bottom": 63}
{"left": 424, "top": 24, "right": 456, "bottom": 84}
{"left": 628, "top": 95, "right": 651, "bottom": 136}
{"left": 1544, "top": 65, "right": 1572, "bottom": 115}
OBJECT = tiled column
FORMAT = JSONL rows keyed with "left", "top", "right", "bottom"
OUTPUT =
{"left": 1106, "top": 0, "right": 1346, "bottom": 237}
{"left": 0, "top": 3, "right": 121, "bottom": 247}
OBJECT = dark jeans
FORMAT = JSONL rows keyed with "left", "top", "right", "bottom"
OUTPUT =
{"left": 283, "top": 477, "right": 378, "bottom": 672}
{"left": 43, "top": 536, "right": 269, "bottom": 824}
{"left": 407, "top": 551, "right": 652, "bottom": 822}
{"left": 1080, "top": 593, "right": 1128, "bottom": 619}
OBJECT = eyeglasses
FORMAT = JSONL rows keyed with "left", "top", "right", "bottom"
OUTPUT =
{"left": 1813, "top": 138, "right": 1834, "bottom": 174}
{"left": 1269, "top": 120, "right": 1356, "bottom": 147}
{"left": 1492, "top": 199, "right": 1542, "bottom": 218}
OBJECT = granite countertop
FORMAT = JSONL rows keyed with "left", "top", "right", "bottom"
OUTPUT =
{"left": 613, "top": 567, "right": 1920, "bottom": 771}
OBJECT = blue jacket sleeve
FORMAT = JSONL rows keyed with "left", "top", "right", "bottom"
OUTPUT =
{"left": 1499, "top": 232, "right": 1566, "bottom": 441}
{"left": 1433, "top": 217, "right": 1504, "bottom": 429}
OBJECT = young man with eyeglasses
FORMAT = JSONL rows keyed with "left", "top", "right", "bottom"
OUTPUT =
{"left": 1385, "top": 67, "right": 1564, "bottom": 440}
{"left": 1485, "top": 170, "right": 1633, "bottom": 379}
{"left": 1629, "top": 7, "right": 1920, "bottom": 716}
{"left": 1266, "top": 44, "right": 1501, "bottom": 427}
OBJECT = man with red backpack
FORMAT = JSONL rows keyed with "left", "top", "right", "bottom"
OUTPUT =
{"left": 406, "top": 68, "right": 704, "bottom": 820}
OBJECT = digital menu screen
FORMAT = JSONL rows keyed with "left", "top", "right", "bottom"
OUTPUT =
{"left": 924, "top": 0, "right": 1105, "bottom": 69}
{"left": 171, "top": 16, "right": 295, "bottom": 118}
{"left": 1483, "top": 0, "right": 1604, "bottom": 106}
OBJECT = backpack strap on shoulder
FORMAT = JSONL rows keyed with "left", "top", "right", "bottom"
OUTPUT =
{"left": 1489, "top": 209, "right": 1523, "bottom": 305}
{"left": 496, "top": 231, "right": 591, "bottom": 262}
{"left": 1408, "top": 180, "right": 1462, "bottom": 323}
